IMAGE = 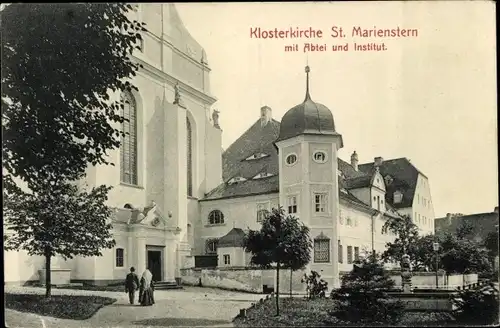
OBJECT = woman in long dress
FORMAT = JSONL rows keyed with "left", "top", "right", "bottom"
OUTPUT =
{"left": 139, "top": 269, "right": 155, "bottom": 306}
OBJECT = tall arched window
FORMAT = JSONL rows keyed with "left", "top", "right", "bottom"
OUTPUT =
{"left": 120, "top": 91, "right": 138, "bottom": 185}
{"left": 186, "top": 117, "right": 193, "bottom": 196}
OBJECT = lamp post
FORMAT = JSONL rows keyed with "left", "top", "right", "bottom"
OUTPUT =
{"left": 433, "top": 242, "right": 440, "bottom": 289}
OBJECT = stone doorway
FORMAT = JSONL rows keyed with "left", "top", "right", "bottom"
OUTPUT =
{"left": 146, "top": 246, "right": 164, "bottom": 282}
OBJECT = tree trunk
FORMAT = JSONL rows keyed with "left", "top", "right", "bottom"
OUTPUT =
{"left": 45, "top": 251, "right": 51, "bottom": 298}
{"left": 289, "top": 268, "right": 292, "bottom": 298}
{"left": 275, "top": 262, "right": 280, "bottom": 316}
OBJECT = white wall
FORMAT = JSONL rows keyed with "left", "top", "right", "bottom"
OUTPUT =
{"left": 412, "top": 173, "right": 436, "bottom": 235}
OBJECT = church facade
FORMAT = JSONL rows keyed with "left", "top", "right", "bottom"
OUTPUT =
{"left": 4, "top": 3, "right": 436, "bottom": 287}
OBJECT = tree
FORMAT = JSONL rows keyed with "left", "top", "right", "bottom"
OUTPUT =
{"left": 1, "top": 3, "right": 145, "bottom": 192}
{"left": 331, "top": 253, "right": 405, "bottom": 324}
{"left": 381, "top": 214, "right": 421, "bottom": 268}
{"left": 439, "top": 232, "right": 491, "bottom": 274}
{"left": 3, "top": 180, "right": 116, "bottom": 298}
{"left": 2, "top": 3, "right": 144, "bottom": 299}
{"left": 243, "top": 207, "right": 312, "bottom": 316}
{"left": 484, "top": 231, "right": 499, "bottom": 262}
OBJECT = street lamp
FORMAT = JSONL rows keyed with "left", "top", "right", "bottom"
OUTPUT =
{"left": 433, "top": 242, "right": 440, "bottom": 289}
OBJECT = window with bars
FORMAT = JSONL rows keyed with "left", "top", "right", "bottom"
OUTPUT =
{"left": 115, "top": 248, "right": 124, "bottom": 267}
{"left": 287, "top": 195, "right": 298, "bottom": 214}
{"left": 120, "top": 91, "right": 138, "bottom": 185}
{"left": 314, "top": 193, "right": 328, "bottom": 213}
{"left": 208, "top": 210, "right": 224, "bottom": 225}
{"left": 205, "top": 239, "right": 218, "bottom": 254}
{"left": 338, "top": 241, "right": 343, "bottom": 264}
{"left": 256, "top": 203, "right": 270, "bottom": 222}
{"left": 347, "top": 246, "right": 353, "bottom": 264}
{"left": 186, "top": 117, "right": 193, "bottom": 196}
{"left": 314, "top": 233, "right": 330, "bottom": 263}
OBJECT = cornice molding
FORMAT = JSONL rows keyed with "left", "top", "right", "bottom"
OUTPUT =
{"left": 131, "top": 55, "right": 217, "bottom": 107}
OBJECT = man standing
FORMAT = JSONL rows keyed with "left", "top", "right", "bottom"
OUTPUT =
{"left": 125, "top": 267, "right": 140, "bottom": 305}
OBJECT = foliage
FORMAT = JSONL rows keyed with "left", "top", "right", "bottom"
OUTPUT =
{"left": 439, "top": 232, "right": 491, "bottom": 274}
{"left": 484, "top": 231, "right": 499, "bottom": 259}
{"left": 301, "top": 271, "right": 328, "bottom": 299}
{"left": 381, "top": 214, "right": 423, "bottom": 268}
{"left": 1, "top": 3, "right": 145, "bottom": 192}
{"left": 244, "top": 207, "right": 312, "bottom": 316}
{"left": 452, "top": 283, "right": 499, "bottom": 325}
{"left": 455, "top": 220, "right": 474, "bottom": 239}
{"left": 5, "top": 293, "right": 117, "bottom": 320}
{"left": 331, "top": 254, "right": 405, "bottom": 324}
{"left": 3, "top": 180, "right": 116, "bottom": 297}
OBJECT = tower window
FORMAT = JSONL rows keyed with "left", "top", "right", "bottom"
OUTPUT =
{"left": 314, "top": 193, "right": 328, "bottom": 213}
{"left": 285, "top": 153, "right": 298, "bottom": 166}
{"left": 312, "top": 151, "right": 328, "bottom": 163}
{"left": 314, "top": 233, "right": 330, "bottom": 263}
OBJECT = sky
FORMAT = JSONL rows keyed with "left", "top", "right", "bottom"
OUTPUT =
{"left": 176, "top": 1, "right": 497, "bottom": 218}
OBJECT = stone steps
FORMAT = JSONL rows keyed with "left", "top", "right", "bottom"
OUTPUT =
{"left": 154, "top": 281, "right": 183, "bottom": 290}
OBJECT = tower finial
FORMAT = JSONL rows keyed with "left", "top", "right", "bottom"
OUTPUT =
{"left": 305, "top": 65, "right": 311, "bottom": 101}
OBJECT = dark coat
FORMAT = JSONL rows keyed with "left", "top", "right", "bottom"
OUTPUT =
{"left": 125, "top": 272, "right": 140, "bottom": 292}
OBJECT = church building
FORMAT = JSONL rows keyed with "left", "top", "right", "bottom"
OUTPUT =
{"left": 4, "top": 4, "right": 436, "bottom": 288}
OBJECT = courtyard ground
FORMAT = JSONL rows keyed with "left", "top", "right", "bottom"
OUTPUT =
{"left": 5, "top": 286, "right": 263, "bottom": 328}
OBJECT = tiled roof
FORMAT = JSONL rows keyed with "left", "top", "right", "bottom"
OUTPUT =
{"left": 204, "top": 119, "right": 418, "bottom": 214}
{"left": 435, "top": 211, "right": 499, "bottom": 242}
{"left": 358, "top": 158, "right": 419, "bottom": 209}
{"left": 218, "top": 228, "right": 246, "bottom": 248}
{"left": 222, "top": 119, "right": 281, "bottom": 181}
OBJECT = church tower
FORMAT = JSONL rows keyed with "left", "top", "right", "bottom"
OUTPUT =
{"left": 274, "top": 66, "right": 344, "bottom": 289}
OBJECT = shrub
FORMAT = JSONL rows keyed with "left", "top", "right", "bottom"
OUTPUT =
{"left": 452, "top": 283, "right": 499, "bottom": 325}
{"left": 301, "top": 270, "right": 328, "bottom": 299}
{"left": 330, "top": 255, "right": 405, "bottom": 324}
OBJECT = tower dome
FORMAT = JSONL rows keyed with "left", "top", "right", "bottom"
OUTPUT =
{"left": 276, "top": 66, "right": 340, "bottom": 143}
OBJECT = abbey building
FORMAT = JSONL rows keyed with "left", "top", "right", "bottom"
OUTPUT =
{"left": 4, "top": 4, "right": 435, "bottom": 288}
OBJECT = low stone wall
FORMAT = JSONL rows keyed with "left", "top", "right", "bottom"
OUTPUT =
{"left": 38, "top": 268, "right": 71, "bottom": 286}
{"left": 387, "top": 270, "right": 478, "bottom": 290}
{"left": 180, "top": 267, "right": 263, "bottom": 293}
{"left": 180, "top": 267, "right": 307, "bottom": 294}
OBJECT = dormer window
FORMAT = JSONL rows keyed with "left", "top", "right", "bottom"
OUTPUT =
{"left": 245, "top": 153, "right": 269, "bottom": 161}
{"left": 313, "top": 151, "right": 328, "bottom": 163}
{"left": 228, "top": 177, "right": 247, "bottom": 185}
{"left": 253, "top": 172, "right": 274, "bottom": 179}
{"left": 384, "top": 175, "right": 393, "bottom": 185}
{"left": 394, "top": 191, "right": 403, "bottom": 204}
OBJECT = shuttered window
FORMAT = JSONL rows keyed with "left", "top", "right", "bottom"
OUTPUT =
{"left": 120, "top": 91, "right": 138, "bottom": 185}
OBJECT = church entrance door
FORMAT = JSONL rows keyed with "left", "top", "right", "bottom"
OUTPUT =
{"left": 146, "top": 246, "right": 164, "bottom": 282}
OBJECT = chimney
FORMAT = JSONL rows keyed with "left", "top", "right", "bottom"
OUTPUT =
{"left": 260, "top": 106, "right": 272, "bottom": 126}
{"left": 350, "top": 151, "right": 359, "bottom": 171}
{"left": 374, "top": 157, "right": 384, "bottom": 167}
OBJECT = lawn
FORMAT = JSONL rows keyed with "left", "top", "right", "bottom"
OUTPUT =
{"left": 233, "top": 297, "right": 456, "bottom": 327}
{"left": 5, "top": 293, "right": 117, "bottom": 320}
